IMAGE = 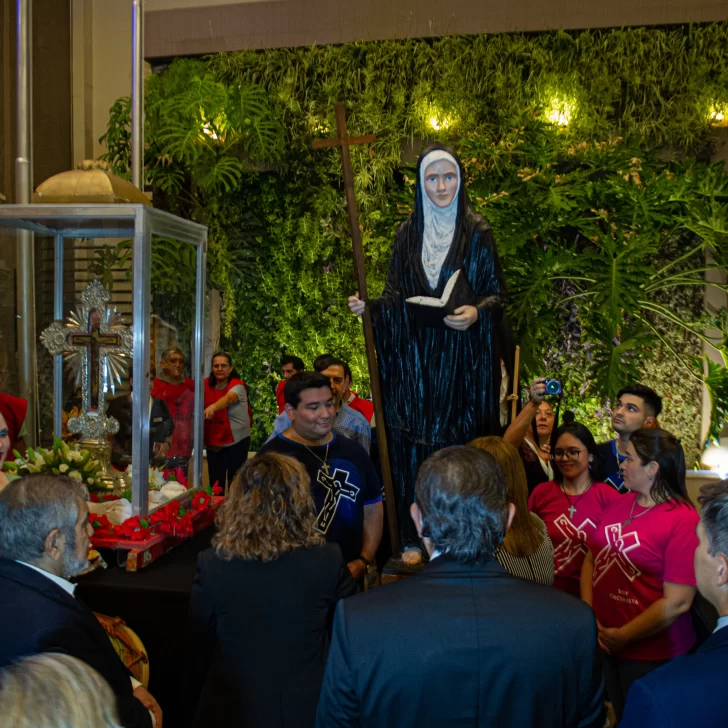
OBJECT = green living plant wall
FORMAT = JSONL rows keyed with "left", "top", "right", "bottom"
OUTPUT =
{"left": 100, "top": 26, "right": 728, "bottom": 454}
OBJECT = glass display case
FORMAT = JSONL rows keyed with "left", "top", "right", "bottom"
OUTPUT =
{"left": 0, "top": 204, "right": 207, "bottom": 517}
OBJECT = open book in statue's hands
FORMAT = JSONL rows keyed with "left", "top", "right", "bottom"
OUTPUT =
{"left": 405, "top": 270, "right": 476, "bottom": 328}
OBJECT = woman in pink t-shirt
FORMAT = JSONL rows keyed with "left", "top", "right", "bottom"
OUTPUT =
{"left": 581, "top": 428, "right": 698, "bottom": 721}
{"left": 528, "top": 422, "right": 620, "bottom": 597}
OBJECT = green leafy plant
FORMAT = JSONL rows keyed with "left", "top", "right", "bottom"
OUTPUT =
{"left": 99, "top": 25, "right": 728, "bottom": 454}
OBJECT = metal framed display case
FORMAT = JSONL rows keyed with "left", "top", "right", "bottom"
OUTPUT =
{"left": 0, "top": 204, "right": 207, "bottom": 517}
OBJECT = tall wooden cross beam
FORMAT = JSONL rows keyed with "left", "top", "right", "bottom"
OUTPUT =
{"left": 313, "top": 103, "right": 401, "bottom": 557}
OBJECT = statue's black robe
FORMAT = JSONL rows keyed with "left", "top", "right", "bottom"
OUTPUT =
{"left": 370, "top": 160, "right": 507, "bottom": 549}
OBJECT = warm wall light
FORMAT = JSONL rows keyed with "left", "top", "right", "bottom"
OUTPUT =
{"left": 428, "top": 114, "right": 451, "bottom": 131}
{"left": 702, "top": 442, "right": 728, "bottom": 477}
{"left": 547, "top": 98, "right": 572, "bottom": 127}
{"left": 202, "top": 122, "right": 218, "bottom": 140}
{"left": 710, "top": 105, "right": 727, "bottom": 126}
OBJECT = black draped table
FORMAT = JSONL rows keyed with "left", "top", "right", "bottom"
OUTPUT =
{"left": 76, "top": 527, "right": 213, "bottom": 728}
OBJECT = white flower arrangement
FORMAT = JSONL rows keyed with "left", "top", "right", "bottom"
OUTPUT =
{"left": 124, "top": 464, "right": 167, "bottom": 490}
{"left": 3, "top": 437, "right": 102, "bottom": 489}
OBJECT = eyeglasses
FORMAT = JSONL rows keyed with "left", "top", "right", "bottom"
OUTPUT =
{"left": 552, "top": 448, "right": 584, "bottom": 461}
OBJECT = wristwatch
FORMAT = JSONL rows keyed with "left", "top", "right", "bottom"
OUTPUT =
{"left": 354, "top": 555, "right": 371, "bottom": 568}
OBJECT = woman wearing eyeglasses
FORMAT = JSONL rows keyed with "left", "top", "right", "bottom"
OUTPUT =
{"left": 581, "top": 428, "right": 698, "bottom": 721}
{"left": 528, "top": 421, "right": 620, "bottom": 597}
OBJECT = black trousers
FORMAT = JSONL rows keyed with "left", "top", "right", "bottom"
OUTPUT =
{"left": 602, "top": 652, "right": 669, "bottom": 722}
{"left": 206, "top": 437, "right": 250, "bottom": 492}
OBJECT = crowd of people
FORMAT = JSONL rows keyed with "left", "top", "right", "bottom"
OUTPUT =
{"left": 0, "top": 362, "right": 727, "bottom": 727}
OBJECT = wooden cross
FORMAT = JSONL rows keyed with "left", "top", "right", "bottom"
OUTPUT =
{"left": 313, "top": 103, "right": 401, "bottom": 556}
{"left": 66, "top": 310, "right": 123, "bottom": 414}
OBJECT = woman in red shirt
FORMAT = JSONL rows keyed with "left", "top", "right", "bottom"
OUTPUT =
{"left": 204, "top": 352, "right": 252, "bottom": 492}
{"left": 528, "top": 421, "right": 619, "bottom": 597}
{"left": 581, "top": 428, "right": 698, "bottom": 721}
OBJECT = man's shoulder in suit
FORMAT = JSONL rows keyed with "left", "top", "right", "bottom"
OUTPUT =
{"left": 319, "top": 556, "right": 604, "bottom": 728}
{"left": 621, "top": 627, "right": 728, "bottom": 728}
{"left": 342, "top": 556, "right": 593, "bottom": 628}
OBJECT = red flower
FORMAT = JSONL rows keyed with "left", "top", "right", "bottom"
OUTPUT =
{"left": 174, "top": 466, "right": 189, "bottom": 487}
{"left": 211, "top": 482, "right": 223, "bottom": 496}
{"left": 175, "top": 513, "right": 194, "bottom": 538}
{"left": 117, "top": 516, "right": 151, "bottom": 541}
{"left": 90, "top": 493, "right": 99, "bottom": 503}
{"left": 191, "top": 491, "right": 212, "bottom": 510}
{"left": 92, "top": 514, "right": 111, "bottom": 530}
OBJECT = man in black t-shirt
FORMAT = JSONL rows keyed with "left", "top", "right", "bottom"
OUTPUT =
{"left": 594, "top": 384, "right": 662, "bottom": 492}
{"left": 259, "top": 372, "right": 383, "bottom": 581}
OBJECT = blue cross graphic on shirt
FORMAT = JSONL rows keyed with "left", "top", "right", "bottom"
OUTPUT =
{"left": 315, "top": 467, "right": 360, "bottom": 534}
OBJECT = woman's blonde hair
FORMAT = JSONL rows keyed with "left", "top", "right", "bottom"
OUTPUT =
{"left": 469, "top": 436, "right": 543, "bottom": 558}
{"left": 213, "top": 451, "right": 325, "bottom": 561}
{"left": 0, "top": 652, "right": 122, "bottom": 728}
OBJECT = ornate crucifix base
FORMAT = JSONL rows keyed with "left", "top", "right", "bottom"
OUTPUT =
{"left": 79, "top": 438, "right": 125, "bottom": 492}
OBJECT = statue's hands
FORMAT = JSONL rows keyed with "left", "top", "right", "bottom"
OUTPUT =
{"left": 444, "top": 305, "right": 478, "bottom": 331}
{"left": 348, "top": 295, "right": 366, "bottom": 317}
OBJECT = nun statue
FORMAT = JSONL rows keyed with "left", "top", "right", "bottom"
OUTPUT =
{"left": 348, "top": 145, "right": 507, "bottom": 563}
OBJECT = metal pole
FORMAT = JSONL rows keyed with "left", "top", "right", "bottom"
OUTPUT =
{"left": 53, "top": 233, "right": 64, "bottom": 439}
{"left": 131, "top": 211, "right": 151, "bottom": 517}
{"left": 15, "top": 0, "right": 37, "bottom": 446}
{"left": 192, "top": 236, "right": 207, "bottom": 491}
{"left": 131, "top": 0, "right": 144, "bottom": 189}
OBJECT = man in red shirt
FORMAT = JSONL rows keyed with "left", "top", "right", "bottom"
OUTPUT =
{"left": 276, "top": 356, "right": 305, "bottom": 414}
{"left": 313, "top": 355, "right": 374, "bottom": 424}
{"left": 151, "top": 346, "right": 195, "bottom": 468}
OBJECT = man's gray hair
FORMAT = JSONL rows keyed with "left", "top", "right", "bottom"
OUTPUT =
{"left": 160, "top": 346, "right": 184, "bottom": 362}
{"left": 699, "top": 480, "right": 728, "bottom": 559}
{"left": 0, "top": 475, "right": 88, "bottom": 563}
{"left": 415, "top": 446, "right": 508, "bottom": 564}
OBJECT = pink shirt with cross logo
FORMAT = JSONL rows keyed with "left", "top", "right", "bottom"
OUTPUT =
{"left": 528, "top": 480, "right": 620, "bottom": 597}
{"left": 588, "top": 494, "right": 699, "bottom": 661}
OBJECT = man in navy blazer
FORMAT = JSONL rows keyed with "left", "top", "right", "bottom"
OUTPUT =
{"left": 315, "top": 446, "right": 605, "bottom": 728}
{"left": 621, "top": 480, "right": 728, "bottom": 728}
{"left": 0, "top": 475, "right": 160, "bottom": 728}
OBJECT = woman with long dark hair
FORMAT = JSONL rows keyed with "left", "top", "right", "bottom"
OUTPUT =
{"left": 528, "top": 421, "right": 620, "bottom": 596}
{"left": 503, "top": 378, "right": 556, "bottom": 494}
{"left": 470, "top": 436, "right": 554, "bottom": 585}
{"left": 188, "top": 452, "right": 355, "bottom": 727}
{"left": 203, "top": 352, "right": 252, "bottom": 491}
{"left": 347, "top": 145, "right": 507, "bottom": 564}
{"left": 582, "top": 428, "right": 699, "bottom": 721}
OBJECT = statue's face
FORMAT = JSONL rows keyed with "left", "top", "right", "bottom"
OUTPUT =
{"left": 423, "top": 159, "right": 458, "bottom": 208}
